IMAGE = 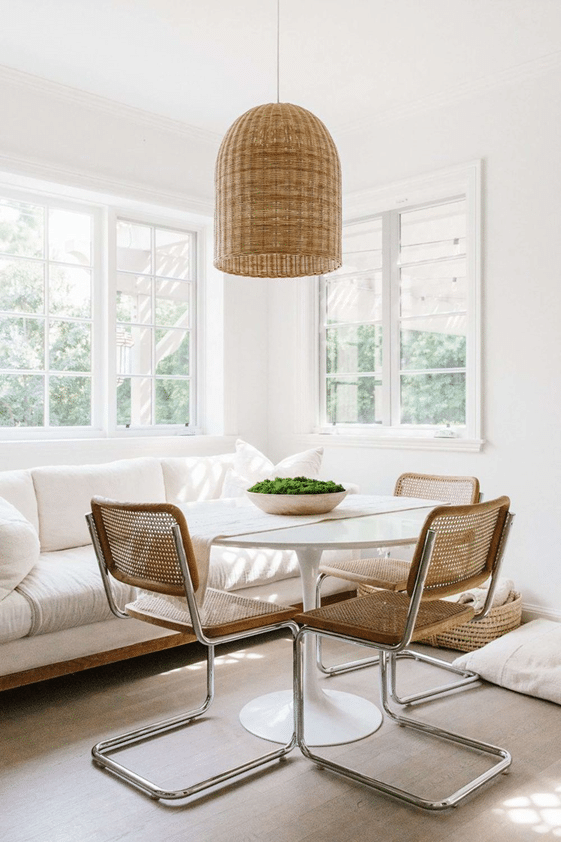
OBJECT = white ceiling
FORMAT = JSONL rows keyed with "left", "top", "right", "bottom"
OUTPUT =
{"left": 1, "top": 0, "right": 561, "bottom": 139}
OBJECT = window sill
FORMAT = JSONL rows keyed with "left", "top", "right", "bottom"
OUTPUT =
{"left": 301, "top": 430, "right": 484, "bottom": 453}
{"left": 0, "top": 425, "right": 206, "bottom": 441}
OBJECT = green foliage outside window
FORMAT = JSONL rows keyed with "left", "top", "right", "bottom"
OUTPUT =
{"left": 0, "top": 201, "right": 92, "bottom": 427}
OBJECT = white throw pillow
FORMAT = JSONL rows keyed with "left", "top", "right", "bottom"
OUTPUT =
{"left": 221, "top": 439, "right": 324, "bottom": 498}
{"left": 0, "top": 496, "right": 40, "bottom": 601}
{"left": 32, "top": 457, "right": 166, "bottom": 552}
{"left": 0, "top": 469, "right": 39, "bottom": 532}
{"left": 161, "top": 454, "right": 235, "bottom": 503}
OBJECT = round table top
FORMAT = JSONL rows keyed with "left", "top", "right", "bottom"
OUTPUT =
{"left": 214, "top": 506, "right": 434, "bottom": 551}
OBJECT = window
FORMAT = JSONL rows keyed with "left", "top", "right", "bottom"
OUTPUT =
{"left": 0, "top": 186, "right": 201, "bottom": 436}
{"left": 115, "top": 220, "right": 195, "bottom": 428}
{"left": 319, "top": 163, "right": 480, "bottom": 442}
{"left": 0, "top": 196, "right": 96, "bottom": 428}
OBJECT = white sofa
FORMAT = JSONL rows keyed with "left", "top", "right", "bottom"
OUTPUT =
{"left": 0, "top": 442, "right": 355, "bottom": 690}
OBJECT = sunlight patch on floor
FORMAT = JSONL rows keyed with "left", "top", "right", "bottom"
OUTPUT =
{"left": 494, "top": 786, "right": 561, "bottom": 835}
{"left": 159, "top": 647, "right": 266, "bottom": 674}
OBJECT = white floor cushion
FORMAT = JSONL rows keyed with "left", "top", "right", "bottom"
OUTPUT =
{"left": 453, "top": 619, "right": 561, "bottom": 705}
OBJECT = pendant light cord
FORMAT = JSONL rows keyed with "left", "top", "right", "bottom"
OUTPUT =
{"left": 276, "top": 0, "right": 280, "bottom": 103}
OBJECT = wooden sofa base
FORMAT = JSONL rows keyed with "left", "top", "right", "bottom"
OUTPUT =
{"left": 0, "top": 632, "right": 195, "bottom": 692}
{"left": 0, "top": 589, "right": 357, "bottom": 692}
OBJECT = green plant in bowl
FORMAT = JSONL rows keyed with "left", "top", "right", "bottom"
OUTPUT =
{"left": 246, "top": 476, "right": 348, "bottom": 515}
{"left": 247, "top": 476, "right": 345, "bottom": 495}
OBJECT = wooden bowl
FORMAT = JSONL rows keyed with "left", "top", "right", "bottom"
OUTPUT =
{"left": 245, "top": 490, "right": 348, "bottom": 516}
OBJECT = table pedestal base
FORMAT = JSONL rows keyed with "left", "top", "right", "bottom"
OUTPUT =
{"left": 239, "top": 688, "right": 383, "bottom": 747}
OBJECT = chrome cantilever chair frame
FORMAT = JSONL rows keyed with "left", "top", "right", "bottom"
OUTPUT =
{"left": 86, "top": 508, "right": 299, "bottom": 802}
{"left": 316, "top": 512, "right": 514, "bottom": 705}
{"left": 315, "top": 574, "right": 485, "bottom": 701}
{"left": 295, "top": 504, "right": 515, "bottom": 811}
{"left": 315, "top": 474, "right": 496, "bottom": 702}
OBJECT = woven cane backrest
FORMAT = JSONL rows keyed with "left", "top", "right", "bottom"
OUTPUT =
{"left": 394, "top": 473, "right": 480, "bottom": 505}
{"left": 90, "top": 497, "right": 198, "bottom": 597}
{"left": 406, "top": 496, "right": 510, "bottom": 600}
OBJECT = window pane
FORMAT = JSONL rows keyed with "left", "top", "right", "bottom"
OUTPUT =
{"left": 155, "top": 328, "right": 189, "bottom": 375}
{"left": 155, "top": 379, "right": 190, "bottom": 425}
{"left": 0, "top": 199, "right": 44, "bottom": 258}
{"left": 327, "top": 274, "right": 382, "bottom": 324}
{"left": 116, "top": 376, "right": 152, "bottom": 426}
{"left": 0, "top": 316, "right": 44, "bottom": 369}
{"left": 50, "top": 321, "right": 91, "bottom": 372}
{"left": 400, "top": 259, "right": 466, "bottom": 318}
{"left": 0, "top": 374, "right": 44, "bottom": 426}
{"left": 49, "top": 209, "right": 91, "bottom": 266}
{"left": 155, "top": 228, "right": 192, "bottom": 280}
{"left": 49, "top": 375, "right": 91, "bottom": 426}
{"left": 116, "top": 325, "right": 152, "bottom": 375}
{"left": 0, "top": 259, "right": 44, "bottom": 313}
{"left": 327, "top": 325, "right": 382, "bottom": 374}
{"left": 400, "top": 317, "right": 467, "bottom": 370}
{"left": 116, "top": 273, "right": 152, "bottom": 323}
{"left": 155, "top": 279, "right": 190, "bottom": 327}
{"left": 399, "top": 200, "right": 466, "bottom": 264}
{"left": 116, "top": 221, "right": 151, "bottom": 273}
{"left": 401, "top": 372, "right": 466, "bottom": 425}
{"left": 326, "top": 376, "right": 381, "bottom": 424}
{"left": 332, "top": 218, "right": 383, "bottom": 275}
{"left": 49, "top": 266, "right": 91, "bottom": 318}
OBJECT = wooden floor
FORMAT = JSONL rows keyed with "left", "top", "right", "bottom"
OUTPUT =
{"left": 2, "top": 630, "right": 560, "bottom": 842}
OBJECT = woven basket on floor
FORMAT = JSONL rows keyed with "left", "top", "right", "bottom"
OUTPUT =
{"left": 357, "top": 585, "right": 522, "bottom": 652}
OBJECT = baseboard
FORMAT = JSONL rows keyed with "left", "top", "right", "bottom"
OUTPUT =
{"left": 521, "top": 602, "right": 561, "bottom": 624}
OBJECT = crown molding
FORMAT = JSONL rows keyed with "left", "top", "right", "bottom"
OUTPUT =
{"left": 1, "top": 48, "right": 560, "bottom": 149}
{"left": 335, "top": 50, "right": 561, "bottom": 137}
{"left": 0, "top": 63, "right": 223, "bottom": 146}
{"left": 0, "top": 151, "right": 214, "bottom": 216}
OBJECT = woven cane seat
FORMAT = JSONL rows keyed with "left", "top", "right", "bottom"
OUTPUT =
{"left": 319, "top": 557, "right": 411, "bottom": 591}
{"left": 126, "top": 588, "right": 298, "bottom": 638}
{"left": 294, "top": 591, "right": 475, "bottom": 646}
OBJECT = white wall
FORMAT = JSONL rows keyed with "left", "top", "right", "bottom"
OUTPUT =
{"left": 267, "top": 66, "right": 561, "bottom": 621}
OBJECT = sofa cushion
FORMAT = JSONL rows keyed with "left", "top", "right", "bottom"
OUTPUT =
{"left": 32, "top": 457, "right": 166, "bottom": 552}
{"left": 207, "top": 545, "right": 299, "bottom": 591}
{"left": 0, "top": 469, "right": 39, "bottom": 532}
{"left": 161, "top": 453, "right": 235, "bottom": 504}
{"left": 0, "top": 496, "right": 41, "bottom": 601}
{"left": 221, "top": 439, "right": 324, "bottom": 498}
{"left": 0, "top": 589, "right": 33, "bottom": 642}
{"left": 16, "top": 546, "right": 137, "bottom": 635}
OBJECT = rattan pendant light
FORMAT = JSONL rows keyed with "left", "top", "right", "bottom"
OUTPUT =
{"left": 214, "top": 3, "right": 342, "bottom": 278}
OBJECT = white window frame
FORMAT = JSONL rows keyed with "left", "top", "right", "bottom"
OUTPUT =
{"left": 0, "top": 179, "right": 207, "bottom": 440}
{"left": 0, "top": 185, "right": 104, "bottom": 438}
{"left": 316, "top": 161, "right": 482, "bottom": 451}
{"left": 109, "top": 209, "right": 203, "bottom": 437}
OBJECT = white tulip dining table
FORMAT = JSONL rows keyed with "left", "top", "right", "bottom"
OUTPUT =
{"left": 213, "top": 501, "right": 437, "bottom": 747}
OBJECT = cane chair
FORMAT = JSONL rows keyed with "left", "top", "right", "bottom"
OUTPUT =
{"left": 294, "top": 496, "right": 514, "bottom": 811}
{"left": 86, "top": 497, "right": 299, "bottom": 802}
{"left": 316, "top": 473, "right": 481, "bottom": 690}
